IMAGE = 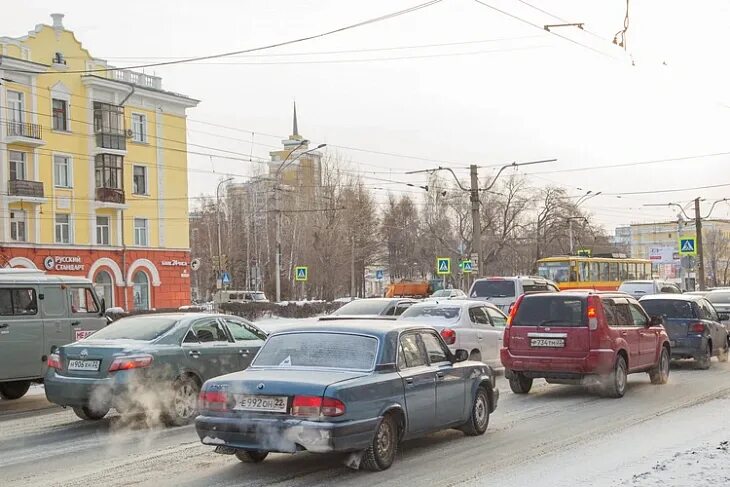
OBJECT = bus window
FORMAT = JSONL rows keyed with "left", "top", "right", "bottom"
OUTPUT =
{"left": 599, "top": 262, "right": 609, "bottom": 281}
{"left": 579, "top": 262, "right": 590, "bottom": 281}
{"left": 619, "top": 263, "right": 628, "bottom": 281}
{"left": 590, "top": 262, "right": 599, "bottom": 281}
{"left": 609, "top": 263, "right": 619, "bottom": 282}
{"left": 627, "top": 263, "right": 636, "bottom": 280}
{"left": 644, "top": 263, "right": 652, "bottom": 279}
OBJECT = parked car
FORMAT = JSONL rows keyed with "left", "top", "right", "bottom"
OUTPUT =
{"left": 44, "top": 313, "right": 266, "bottom": 424}
{"left": 618, "top": 280, "right": 682, "bottom": 299}
{"left": 705, "top": 289, "right": 730, "bottom": 315}
{"left": 214, "top": 290, "right": 269, "bottom": 305}
{"left": 426, "top": 289, "right": 467, "bottom": 300}
{"left": 331, "top": 298, "right": 417, "bottom": 317}
{"left": 468, "top": 276, "right": 559, "bottom": 313}
{"left": 639, "top": 295, "right": 729, "bottom": 369}
{"left": 195, "top": 321, "right": 498, "bottom": 471}
{"left": 501, "top": 291, "right": 670, "bottom": 398}
{"left": 398, "top": 300, "right": 507, "bottom": 368}
{"left": 0, "top": 269, "right": 107, "bottom": 401}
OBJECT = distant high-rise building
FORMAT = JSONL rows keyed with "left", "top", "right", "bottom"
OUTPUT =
{"left": 268, "top": 102, "right": 323, "bottom": 190}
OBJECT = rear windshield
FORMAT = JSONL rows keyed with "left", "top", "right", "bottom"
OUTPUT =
{"left": 618, "top": 283, "right": 653, "bottom": 294}
{"left": 87, "top": 316, "right": 179, "bottom": 341}
{"left": 431, "top": 290, "right": 451, "bottom": 297}
{"left": 513, "top": 296, "right": 586, "bottom": 327}
{"left": 253, "top": 332, "right": 378, "bottom": 371}
{"left": 334, "top": 300, "right": 389, "bottom": 315}
{"left": 251, "top": 292, "right": 267, "bottom": 301}
{"left": 400, "top": 305, "right": 461, "bottom": 322}
{"left": 470, "top": 280, "right": 516, "bottom": 298}
{"left": 640, "top": 299, "right": 695, "bottom": 319}
{"left": 707, "top": 292, "right": 730, "bottom": 304}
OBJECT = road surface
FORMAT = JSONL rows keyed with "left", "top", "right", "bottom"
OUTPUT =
{"left": 2, "top": 361, "right": 730, "bottom": 487}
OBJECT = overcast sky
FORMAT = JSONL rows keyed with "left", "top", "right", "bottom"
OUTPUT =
{"left": 7, "top": 0, "right": 730, "bottom": 232}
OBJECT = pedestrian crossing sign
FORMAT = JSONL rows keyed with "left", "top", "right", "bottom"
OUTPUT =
{"left": 437, "top": 258, "right": 451, "bottom": 275}
{"left": 679, "top": 237, "right": 697, "bottom": 256}
{"left": 461, "top": 260, "right": 473, "bottom": 273}
{"left": 295, "top": 266, "right": 308, "bottom": 282}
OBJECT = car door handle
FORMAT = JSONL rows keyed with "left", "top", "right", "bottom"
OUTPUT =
{"left": 405, "top": 377, "right": 414, "bottom": 384}
{"left": 238, "top": 349, "right": 250, "bottom": 356}
{"left": 188, "top": 350, "right": 201, "bottom": 358}
{"left": 71, "top": 321, "right": 80, "bottom": 327}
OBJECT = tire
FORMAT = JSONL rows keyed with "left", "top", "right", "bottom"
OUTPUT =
{"left": 697, "top": 343, "right": 712, "bottom": 370}
{"left": 362, "top": 414, "right": 398, "bottom": 471}
{"left": 163, "top": 376, "right": 201, "bottom": 427}
{"left": 235, "top": 450, "right": 269, "bottom": 463}
{"left": 460, "top": 387, "right": 490, "bottom": 436}
{"left": 649, "top": 347, "right": 670, "bottom": 385}
{"left": 469, "top": 350, "right": 482, "bottom": 362}
{"left": 0, "top": 380, "right": 31, "bottom": 400}
{"left": 73, "top": 405, "right": 109, "bottom": 421}
{"left": 602, "top": 355, "right": 627, "bottom": 398}
{"left": 508, "top": 373, "right": 533, "bottom": 394}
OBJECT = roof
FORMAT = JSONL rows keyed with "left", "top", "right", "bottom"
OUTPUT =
{"left": 638, "top": 294, "right": 702, "bottom": 302}
{"left": 0, "top": 269, "right": 93, "bottom": 285}
{"left": 267, "top": 320, "right": 429, "bottom": 338}
{"left": 409, "top": 299, "right": 497, "bottom": 309}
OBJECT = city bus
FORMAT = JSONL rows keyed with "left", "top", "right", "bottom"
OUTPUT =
{"left": 536, "top": 255, "right": 652, "bottom": 291}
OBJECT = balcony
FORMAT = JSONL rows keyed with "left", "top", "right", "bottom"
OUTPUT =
{"left": 96, "top": 187, "right": 125, "bottom": 205}
{"left": 6, "top": 122, "right": 45, "bottom": 147}
{"left": 95, "top": 131, "right": 126, "bottom": 151}
{"left": 7, "top": 179, "right": 45, "bottom": 203}
{"left": 109, "top": 68, "right": 162, "bottom": 90}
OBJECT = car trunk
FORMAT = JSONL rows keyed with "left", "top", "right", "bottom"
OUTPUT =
{"left": 222, "top": 368, "right": 368, "bottom": 398}
{"left": 59, "top": 339, "right": 150, "bottom": 379}
{"left": 662, "top": 318, "right": 694, "bottom": 339}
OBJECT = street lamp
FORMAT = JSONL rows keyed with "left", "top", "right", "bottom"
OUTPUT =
{"left": 216, "top": 176, "right": 234, "bottom": 288}
{"left": 273, "top": 142, "right": 327, "bottom": 302}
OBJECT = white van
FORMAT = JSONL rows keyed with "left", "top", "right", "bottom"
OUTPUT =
{"left": 0, "top": 269, "right": 107, "bottom": 400}
{"left": 618, "top": 280, "right": 682, "bottom": 299}
{"left": 468, "top": 276, "right": 560, "bottom": 313}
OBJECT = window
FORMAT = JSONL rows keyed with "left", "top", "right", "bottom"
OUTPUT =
{"left": 131, "top": 113, "right": 147, "bottom": 142}
{"left": 537, "top": 262, "right": 571, "bottom": 283}
{"left": 400, "top": 334, "right": 427, "bottom": 368}
{"left": 133, "top": 165, "right": 148, "bottom": 195}
{"left": 7, "top": 91, "right": 24, "bottom": 125}
{"left": 420, "top": 332, "right": 449, "bottom": 364}
{"left": 513, "top": 296, "right": 585, "bottom": 327}
{"left": 629, "top": 304, "right": 648, "bottom": 327}
{"left": 70, "top": 287, "right": 100, "bottom": 314}
{"left": 94, "top": 271, "right": 114, "bottom": 307}
{"left": 394, "top": 302, "right": 413, "bottom": 316}
{"left": 9, "top": 150, "right": 26, "bottom": 181}
{"left": 599, "top": 262, "right": 609, "bottom": 281}
{"left": 52, "top": 98, "right": 68, "bottom": 131}
{"left": 253, "top": 333, "right": 378, "bottom": 370}
{"left": 609, "top": 263, "right": 619, "bottom": 282}
{"left": 96, "top": 216, "right": 110, "bottom": 245}
{"left": 641, "top": 299, "right": 696, "bottom": 320}
{"left": 93, "top": 102, "right": 125, "bottom": 150}
{"left": 92, "top": 316, "right": 178, "bottom": 341}
{"left": 95, "top": 154, "right": 123, "bottom": 189}
{"left": 700, "top": 300, "right": 719, "bottom": 322}
{"left": 0, "top": 288, "right": 37, "bottom": 316}
{"left": 10, "top": 210, "right": 26, "bottom": 242}
{"left": 55, "top": 214, "right": 71, "bottom": 243}
{"left": 53, "top": 155, "right": 71, "bottom": 187}
{"left": 485, "top": 306, "right": 508, "bottom": 328}
{"left": 400, "top": 305, "right": 460, "bottom": 322}
{"left": 134, "top": 218, "right": 149, "bottom": 246}
{"left": 470, "top": 279, "right": 517, "bottom": 298}
{"left": 189, "top": 319, "right": 229, "bottom": 343}
{"left": 224, "top": 319, "right": 266, "bottom": 341}
{"left": 469, "top": 306, "right": 490, "bottom": 326}
{"left": 132, "top": 271, "right": 150, "bottom": 310}
{"left": 41, "top": 287, "right": 67, "bottom": 317}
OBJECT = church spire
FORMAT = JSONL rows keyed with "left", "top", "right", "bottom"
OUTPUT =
{"left": 292, "top": 101, "right": 299, "bottom": 138}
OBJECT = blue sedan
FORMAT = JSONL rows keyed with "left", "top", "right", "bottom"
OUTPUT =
{"left": 195, "top": 321, "right": 499, "bottom": 471}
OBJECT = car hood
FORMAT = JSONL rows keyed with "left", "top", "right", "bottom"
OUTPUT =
{"left": 206, "top": 368, "right": 370, "bottom": 397}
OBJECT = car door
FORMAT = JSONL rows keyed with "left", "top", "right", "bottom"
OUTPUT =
{"left": 220, "top": 317, "right": 267, "bottom": 369}
{"left": 420, "top": 330, "right": 467, "bottom": 427}
{"left": 397, "top": 332, "right": 436, "bottom": 435}
{"left": 67, "top": 286, "right": 106, "bottom": 341}
{"left": 602, "top": 298, "right": 641, "bottom": 369}
{"left": 629, "top": 302, "right": 657, "bottom": 368}
{"left": 182, "top": 317, "right": 238, "bottom": 380}
{"left": 469, "top": 306, "right": 497, "bottom": 365}
{"left": 700, "top": 299, "right": 726, "bottom": 352}
{"left": 484, "top": 305, "right": 508, "bottom": 361}
{"left": 0, "top": 287, "right": 43, "bottom": 380}
{"left": 39, "top": 285, "right": 71, "bottom": 364}
{"left": 464, "top": 306, "right": 487, "bottom": 359}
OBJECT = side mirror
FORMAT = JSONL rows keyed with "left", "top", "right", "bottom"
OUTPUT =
{"left": 100, "top": 297, "right": 106, "bottom": 315}
{"left": 649, "top": 315, "right": 664, "bottom": 327}
{"left": 718, "top": 312, "right": 729, "bottom": 322}
{"left": 453, "top": 349, "right": 469, "bottom": 363}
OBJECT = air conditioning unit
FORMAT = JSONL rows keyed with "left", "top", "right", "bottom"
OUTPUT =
{"left": 125, "top": 129, "right": 134, "bottom": 138}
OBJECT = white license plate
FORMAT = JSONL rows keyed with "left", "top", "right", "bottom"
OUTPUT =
{"left": 530, "top": 338, "right": 565, "bottom": 348}
{"left": 67, "top": 359, "right": 101, "bottom": 371}
{"left": 233, "top": 395, "right": 287, "bottom": 412}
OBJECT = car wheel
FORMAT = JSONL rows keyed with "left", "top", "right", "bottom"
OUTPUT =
{"left": 602, "top": 355, "right": 627, "bottom": 398}
{"left": 460, "top": 387, "right": 490, "bottom": 436}
{"left": 508, "top": 373, "right": 533, "bottom": 394}
{"left": 163, "top": 376, "right": 201, "bottom": 427}
{"left": 649, "top": 347, "right": 670, "bottom": 385}
{"left": 73, "top": 405, "right": 109, "bottom": 421}
{"left": 697, "top": 343, "right": 712, "bottom": 370}
{"left": 235, "top": 450, "right": 269, "bottom": 463}
{"left": 0, "top": 380, "right": 31, "bottom": 400}
{"left": 362, "top": 413, "right": 398, "bottom": 471}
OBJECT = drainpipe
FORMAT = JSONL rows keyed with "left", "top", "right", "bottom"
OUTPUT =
{"left": 119, "top": 86, "right": 134, "bottom": 310}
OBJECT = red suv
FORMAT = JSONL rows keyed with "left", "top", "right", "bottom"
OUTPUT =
{"left": 500, "top": 291, "right": 670, "bottom": 398}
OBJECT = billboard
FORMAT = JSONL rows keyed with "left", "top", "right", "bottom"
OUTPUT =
{"left": 648, "top": 246, "right": 677, "bottom": 264}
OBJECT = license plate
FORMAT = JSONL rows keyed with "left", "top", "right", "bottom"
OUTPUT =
{"left": 67, "top": 359, "right": 101, "bottom": 371}
{"left": 530, "top": 338, "right": 565, "bottom": 348}
{"left": 233, "top": 395, "right": 287, "bottom": 412}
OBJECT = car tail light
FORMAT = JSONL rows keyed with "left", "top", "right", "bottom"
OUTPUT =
{"left": 440, "top": 328, "right": 456, "bottom": 345}
{"left": 506, "top": 294, "right": 525, "bottom": 328}
{"left": 689, "top": 322, "right": 705, "bottom": 333}
{"left": 47, "top": 353, "right": 62, "bottom": 370}
{"left": 586, "top": 295, "right": 600, "bottom": 331}
{"left": 292, "top": 395, "right": 345, "bottom": 417}
{"left": 198, "top": 390, "right": 230, "bottom": 412}
{"left": 109, "top": 354, "right": 153, "bottom": 372}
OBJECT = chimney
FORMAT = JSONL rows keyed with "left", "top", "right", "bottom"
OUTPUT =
{"left": 51, "top": 13, "right": 65, "bottom": 30}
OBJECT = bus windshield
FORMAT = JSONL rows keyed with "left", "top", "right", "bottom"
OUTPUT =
{"left": 538, "top": 262, "right": 572, "bottom": 283}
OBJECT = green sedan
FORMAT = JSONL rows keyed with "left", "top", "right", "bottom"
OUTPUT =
{"left": 44, "top": 313, "right": 266, "bottom": 425}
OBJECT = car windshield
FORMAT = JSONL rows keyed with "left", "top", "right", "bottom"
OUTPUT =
{"left": 640, "top": 299, "right": 695, "bottom": 319}
{"left": 253, "top": 332, "right": 378, "bottom": 371}
{"left": 470, "top": 280, "right": 516, "bottom": 298}
{"left": 707, "top": 292, "right": 730, "bottom": 304}
{"left": 431, "top": 290, "right": 451, "bottom": 297}
{"left": 251, "top": 292, "right": 267, "bottom": 301}
{"left": 513, "top": 295, "right": 586, "bottom": 327}
{"left": 334, "top": 300, "right": 389, "bottom": 315}
{"left": 87, "top": 316, "right": 179, "bottom": 341}
{"left": 400, "top": 305, "right": 461, "bottom": 322}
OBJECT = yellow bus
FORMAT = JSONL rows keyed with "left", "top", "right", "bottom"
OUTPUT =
{"left": 536, "top": 255, "right": 652, "bottom": 291}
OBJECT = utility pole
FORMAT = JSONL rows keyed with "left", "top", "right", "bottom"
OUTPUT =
{"left": 695, "top": 197, "right": 705, "bottom": 291}
{"left": 469, "top": 165, "right": 482, "bottom": 277}
{"left": 568, "top": 218, "right": 574, "bottom": 255}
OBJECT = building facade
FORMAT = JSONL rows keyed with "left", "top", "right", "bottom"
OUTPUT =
{"left": 0, "top": 14, "right": 199, "bottom": 310}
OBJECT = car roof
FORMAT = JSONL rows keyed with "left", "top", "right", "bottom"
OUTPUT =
{"left": 117, "top": 312, "right": 235, "bottom": 322}
{"left": 0, "top": 269, "right": 94, "bottom": 285}
{"left": 267, "top": 320, "right": 433, "bottom": 339}
{"left": 409, "top": 299, "right": 492, "bottom": 308}
{"left": 639, "top": 294, "right": 701, "bottom": 302}
{"left": 526, "top": 291, "right": 630, "bottom": 298}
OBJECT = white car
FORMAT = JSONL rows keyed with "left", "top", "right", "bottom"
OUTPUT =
{"left": 398, "top": 299, "right": 507, "bottom": 369}
{"left": 426, "top": 289, "right": 467, "bottom": 300}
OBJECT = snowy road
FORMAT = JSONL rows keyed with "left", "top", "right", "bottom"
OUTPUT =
{"left": 2, "top": 361, "right": 729, "bottom": 487}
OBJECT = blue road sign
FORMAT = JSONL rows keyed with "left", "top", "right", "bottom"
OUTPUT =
{"left": 679, "top": 237, "right": 697, "bottom": 256}
{"left": 375, "top": 269, "right": 384, "bottom": 280}
{"left": 437, "top": 257, "right": 451, "bottom": 275}
{"left": 462, "top": 260, "right": 473, "bottom": 273}
{"left": 295, "top": 266, "right": 308, "bottom": 282}
{"left": 221, "top": 272, "right": 231, "bottom": 285}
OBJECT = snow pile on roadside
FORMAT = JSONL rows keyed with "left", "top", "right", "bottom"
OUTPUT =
{"left": 621, "top": 440, "right": 730, "bottom": 486}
